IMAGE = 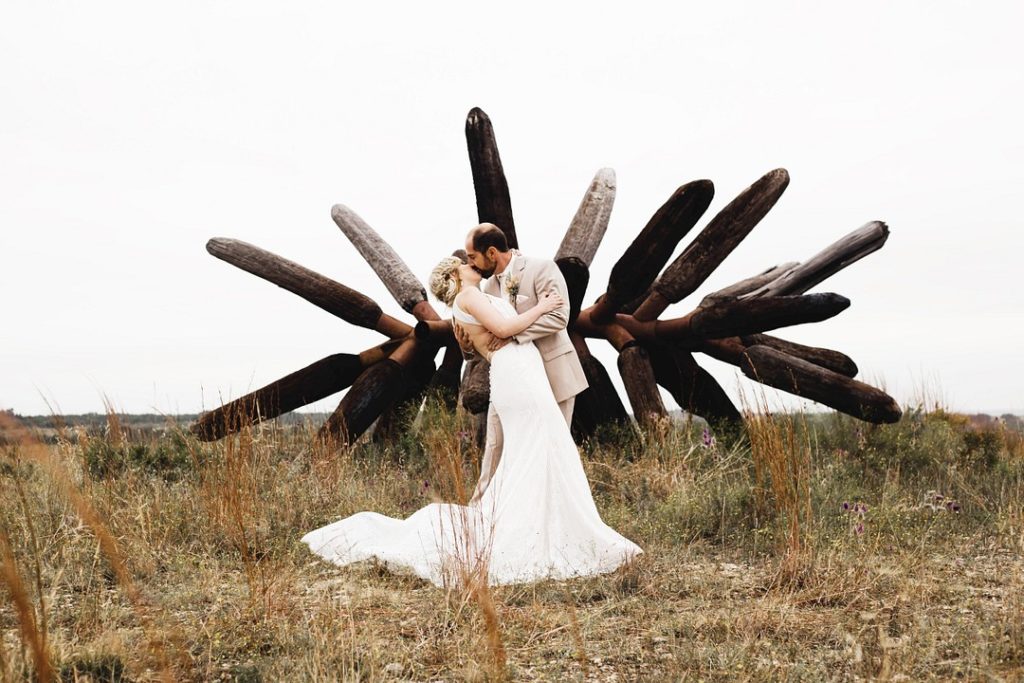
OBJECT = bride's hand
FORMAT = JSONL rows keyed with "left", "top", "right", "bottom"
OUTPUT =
{"left": 537, "top": 291, "right": 565, "bottom": 313}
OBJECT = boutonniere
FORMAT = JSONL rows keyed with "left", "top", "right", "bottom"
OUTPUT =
{"left": 505, "top": 275, "right": 521, "bottom": 304}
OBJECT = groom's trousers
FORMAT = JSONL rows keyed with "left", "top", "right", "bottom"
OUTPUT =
{"left": 470, "top": 396, "right": 575, "bottom": 503}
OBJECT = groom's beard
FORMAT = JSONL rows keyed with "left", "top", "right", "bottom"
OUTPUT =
{"left": 473, "top": 264, "right": 496, "bottom": 278}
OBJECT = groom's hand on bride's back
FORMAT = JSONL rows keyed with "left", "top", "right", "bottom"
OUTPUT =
{"left": 454, "top": 322, "right": 477, "bottom": 358}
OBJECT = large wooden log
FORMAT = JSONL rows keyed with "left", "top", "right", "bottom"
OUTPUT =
{"left": 740, "top": 334, "right": 858, "bottom": 377}
{"left": 205, "top": 238, "right": 411, "bottom": 338}
{"left": 191, "top": 353, "right": 366, "bottom": 441}
{"left": 372, "top": 350, "right": 438, "bottom": 443}
{"left": 415, "top": 319, "right": 455, "bottom": 344}
{"left": 589, "top": 179, "right": 715, "bottom": 324}
{"left": 745, "top": 221, "right": 889, "bottom": 298}
{"left": 556, "top": 256, "right": 590, "bottom": 324}
{"left": 331, "top": 205, "right": 432, "bottom": 316}
{"left": 699, "top": 336, "right": 858, "bottom": 378}
{"left": 460, "top": 358, "right": 491, "bottom": 414}
{"left": 617, "top": 345, "right": 668, "bottom": 428}
{"left": 318, "top": 339, "right": 420, "bottom": 446}
{"left": 466, "top": 107, "right": 518, "bottom": 249}
{"left": 568, "top": 333, "right": 631, "bottom": 441}
{"left": 699, "top": 262, "right": 800, "bottom": 307}
{"left": 577, "top": 293, "right": 849, "bottom": 348}
{"left": 739, "top": 345, "right": 901, "bottom": 423}
{"left": 647, "top": 344, "right": 742, "bottom": 429}
{"left": 633, "top": 168, "right": 790, "bottom": 321}
{"left": 617, "top": 293, "right": 850, "bottom": 344}
{"left": 554, "top": 168, "right": 617, "bottom": 267}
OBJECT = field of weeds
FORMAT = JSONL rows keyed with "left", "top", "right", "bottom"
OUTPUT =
{"left": 1, "top": 398, "right": 1022, "bottom": 681}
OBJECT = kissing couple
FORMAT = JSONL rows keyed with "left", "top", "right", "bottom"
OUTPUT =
{"left": 301, "top": 223, "right": 642, "bottom": 588}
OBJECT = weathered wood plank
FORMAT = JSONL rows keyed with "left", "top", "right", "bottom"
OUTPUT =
{"left": 331, "top": 204, "right": 430, "bottom": 316}
{"left": 206, "top": 237, "right": 411, "bottom": 337}
{"left": 466, "top": 107, "right": 518, "bottom": 249}
{"left": 744, "top": 221, "right": 889, "bottom": 298}
{"left": 739, "top": 345, "right": 901, "bottom": 423}
{"left": 554, "top": 168, "right": 617, "bottom": 267}
{"left": 633, "top": 168, "right": 790, "bottom": 321}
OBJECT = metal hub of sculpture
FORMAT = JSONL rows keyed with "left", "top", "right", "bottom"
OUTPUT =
{"left": 190, "top": 107, "right": 901, "bottom": 446}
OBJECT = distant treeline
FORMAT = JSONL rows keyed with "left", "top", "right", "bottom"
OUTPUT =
{"left": 5, "top": 410, "right": 331, "bottom": 430}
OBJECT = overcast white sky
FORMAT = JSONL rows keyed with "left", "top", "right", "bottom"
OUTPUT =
{"left": 2, "top": 1, "right": 1021, "bottom": 417}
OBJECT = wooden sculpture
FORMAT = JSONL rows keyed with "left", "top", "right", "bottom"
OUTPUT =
{"left": 191, "top": 107, "right": 901, "bottom": 447}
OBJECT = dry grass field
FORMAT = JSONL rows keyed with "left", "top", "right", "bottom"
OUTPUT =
{"left": 1, "top": 394, "right": 1022, "bottom": 681}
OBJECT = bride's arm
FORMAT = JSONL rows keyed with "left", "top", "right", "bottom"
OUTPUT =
{"left": 456, "top": 289, "right": 564, "bottom": 340}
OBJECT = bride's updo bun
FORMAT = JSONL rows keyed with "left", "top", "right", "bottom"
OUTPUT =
{"left": 429, "top": 256, "right": 463, "bottom": 306}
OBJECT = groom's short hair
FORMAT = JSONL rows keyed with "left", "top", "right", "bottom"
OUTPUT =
{"left": 470, "top": 223, "right": 509, "bottom": 254}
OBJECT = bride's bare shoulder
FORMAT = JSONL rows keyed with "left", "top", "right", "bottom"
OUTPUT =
{"left": 456, "top": 288, "right": 484, "bottom": 304}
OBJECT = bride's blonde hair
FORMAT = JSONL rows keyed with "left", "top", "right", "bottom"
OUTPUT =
{"left": 429, "top": 256, "right": 463, "bottom": 306}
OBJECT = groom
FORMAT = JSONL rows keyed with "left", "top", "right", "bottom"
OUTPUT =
{"left": 455, "top": 223, "right": 588, "bottom": 502}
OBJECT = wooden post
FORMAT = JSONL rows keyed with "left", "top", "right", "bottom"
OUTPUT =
{"left": 633, "top": 168, "right": 790, "bottom": 321}
{"left": 554, "top": 168, "right": 617, "bottom": 267}
{"left": 466, "top": 107, "right": 518, "bottom": 248}
{"left": 205, "top": 237, "right": 411, "bottom": 338}
{"left": 618, "top": 345, "right": 668, "bottom": 428}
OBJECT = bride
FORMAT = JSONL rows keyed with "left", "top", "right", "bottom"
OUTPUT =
{"left": 301, "top": 256, "right": 642, "bottom": 588}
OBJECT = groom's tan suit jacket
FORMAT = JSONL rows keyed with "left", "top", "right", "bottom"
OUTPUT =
{"left": 482, "top": 252, "right": 588, "bottom": 403}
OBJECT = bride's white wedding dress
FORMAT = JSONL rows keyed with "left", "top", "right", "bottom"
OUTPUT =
{"left": 301, "top": 293, "right": 642, "bottom": 587}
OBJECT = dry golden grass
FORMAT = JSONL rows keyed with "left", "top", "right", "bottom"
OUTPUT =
{"left": 0, "top": 395, "right": 1022, "bottom": 681}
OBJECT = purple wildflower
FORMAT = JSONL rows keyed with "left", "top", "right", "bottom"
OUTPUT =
{"left": 855, "top": 522, "right": 864, "bottom": 535}
{"left": 841, "top": 501, "right": 851, "bottom": 512}
{"left": 702, "top": 427, "right": 715, "bottom": 448}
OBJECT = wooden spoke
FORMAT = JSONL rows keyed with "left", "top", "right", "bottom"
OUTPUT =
{"left": 317, "top": 339, "right": 420, "bottom": 446}
{"left": 556, "top": 256, "right": 590, "bottom": 324}
{"left": 744, "top": 221, "right": 889, "bottom": 298}
{"left": 191, "top": 353, "right": 366, "bottom": 441}
{"left": 460, "top": 358, "right": 491, "bottom": 414}
{"left": 206, "top": 237, "right": 411, "bottom": 337}
{"left": 633, "top": 168, "right": 790, "bottom": 320}
{"left": 618, "top": 345, "right": 668, "bottom": 427}
{"left": 647, "top": 344, "right": 742, "bottom": 427}
{"left": 589, "top": 179, "right": 714, "bottom": 324}
{"left": 466, "top": 107, "right": 518, "bottom": 248}
{"left": 699, "top": 262, "right": 800, "bottom": 307}
{"left": 569, "top": 333, "right": 631, "bottom": 440}
{"left": 554, "top": 168, "right": 617, "bottom": 267}
{"left": 739, "top": 345, "right": 901, "bottom": 423}
{"left": 331, "top": 204, "right": 432, "bottom": 317}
